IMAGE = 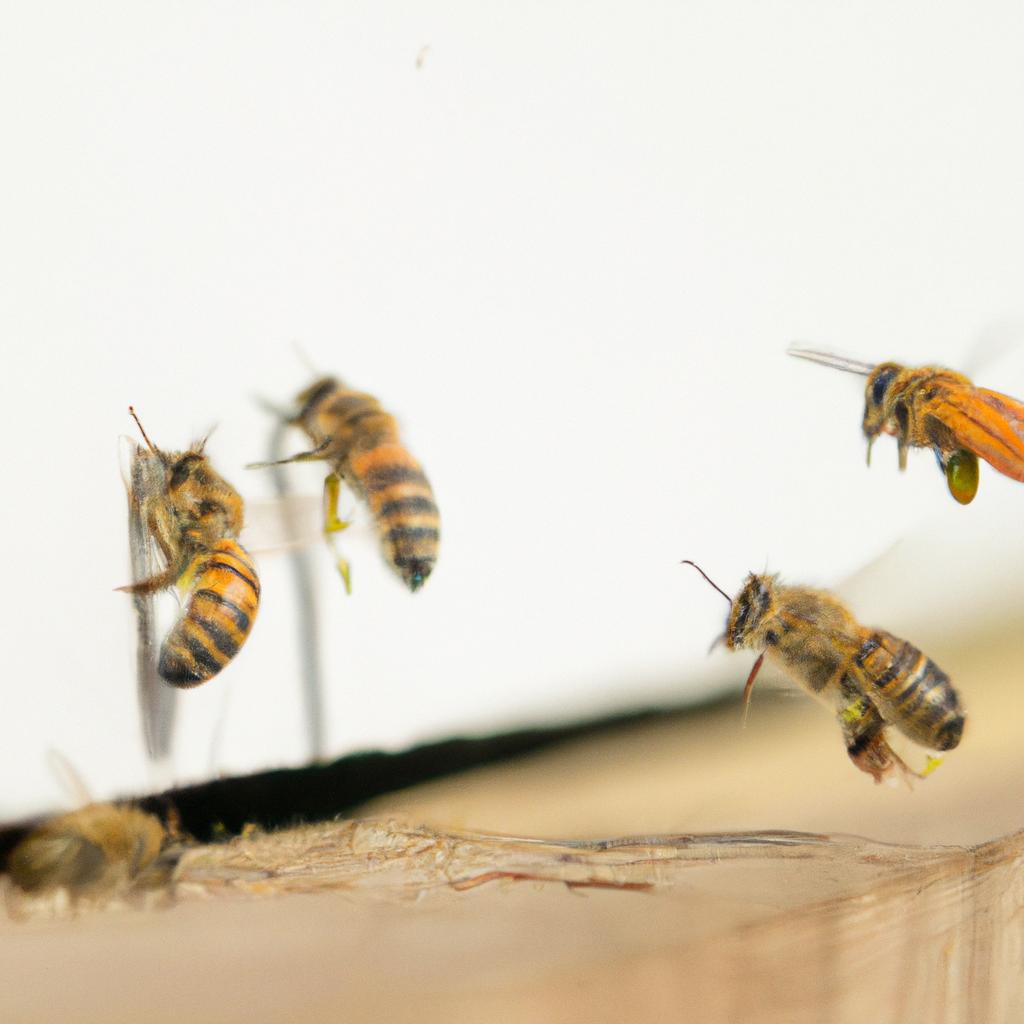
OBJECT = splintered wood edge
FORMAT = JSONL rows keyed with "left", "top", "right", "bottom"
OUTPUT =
{"left": 63, "top": 819, "right": 1024, "bottom": 900}
{"left": 7, "top": 816, "right": 1023, "bottom": 919}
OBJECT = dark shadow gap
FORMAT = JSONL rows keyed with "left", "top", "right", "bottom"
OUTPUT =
{"left": 0, "top": 694, "right": 735, "bottom": 862}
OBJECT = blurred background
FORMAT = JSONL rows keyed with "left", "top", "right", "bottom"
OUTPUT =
{"left": 4, "top": 1, "right": 1024, "bottom": 819}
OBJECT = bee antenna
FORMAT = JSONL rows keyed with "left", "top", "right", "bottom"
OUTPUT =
{"left": 741, "top": 652, "right": 766, "bottom": 728}
{"left": 786, "top": 345, "right": 874, "bottom": 377}
{"left": 253, "top": 394, "right": 295, "bottom": 421}
{"left": 680, "top": 560, "right": 732, "bottom": 605}
{"left": 128, "top": 406, "right": 160, "bottom": 454}
{"left": 291, "top": 341, "right": 321, "bottom": 379}
{"left": 196, "top": 422, "right": 218, "bottom": 452}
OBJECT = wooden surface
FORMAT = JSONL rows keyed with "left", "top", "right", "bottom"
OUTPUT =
{"left": 2, "top": 620, "right": 1024, "bottom": 1023}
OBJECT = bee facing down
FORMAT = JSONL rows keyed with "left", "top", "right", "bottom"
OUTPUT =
{"left": 7, "top": 804, "right": 168, "bottom": 898}
{"left": 252, "top": 377, "right": 440, "bottom": 592}
{"left": 683, "top": 562, "right": 965, "bottom": 783}
{"left": 121, "top": 409, "right": 260, "bottom": 687}
{"left": 788, "top": 347, "right": 1024, "bottom": 504}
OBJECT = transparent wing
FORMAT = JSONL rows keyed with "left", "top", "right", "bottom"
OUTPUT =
{"left": 124, "top": 444, "right": 178, "bottom": 765}
{"left": 241, "top": 493, "right": 326, "bottom": 555}
{"left": 45, "top": 749, "right": 93, "bottom": 808}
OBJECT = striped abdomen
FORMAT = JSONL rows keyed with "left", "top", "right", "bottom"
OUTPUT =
{"left": 349, "top": 442, "right": 440, "bottom": 591}
{"left": 159, "top": 540, "right": 260, "bottom": 687}
{"left": 853, "top": 630, "right": 964, "bottom": 751}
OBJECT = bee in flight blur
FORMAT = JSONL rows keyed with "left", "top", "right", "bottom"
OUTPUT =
{"left": 682, "top": 561, "right": 965, "bottom": 783}
{"left": 7, "top": 804, "right": 169, "bottom": 901}
{"left": 788, "top": 346, "right": 1024, "bottom": 504}
{"left": 251, "top": 376, "right": 440, "bottom": 593}
{"left": 121, "top": 408, "right": 260, "bottom": 687}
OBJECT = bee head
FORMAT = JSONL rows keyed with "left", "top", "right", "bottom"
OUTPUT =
{"left": 726, "top": 573, "right": 777, "bottom": 650}
{"left": 295, "top": 377, "right": 340, "bottom": 422}
{"left": 861, "top": 362, "right": 904, "bottom": 439}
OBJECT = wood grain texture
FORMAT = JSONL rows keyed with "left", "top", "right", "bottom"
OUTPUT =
{"left": 2, "top": 620, "right": 1023, "bottom": 1022}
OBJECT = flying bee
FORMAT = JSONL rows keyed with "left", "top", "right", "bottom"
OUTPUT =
{"left": 789, "top": 346, "right": 1024, "bottom": 504}
{"left": 251, "top": 376, "right": 440, "bottom": 592}
{"left": 6, "top": 804, "right": 169, "bottom": 899}
{"left": 682, "top": 562, "right": 965, "bottom": 783}
{"left": 120, "top": 408, "right": 261, "bottom": 688}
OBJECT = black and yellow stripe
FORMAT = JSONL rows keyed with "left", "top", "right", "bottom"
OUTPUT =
{"left": 853, "top": 630, "right": 964, "bottom": 751}
{"left": 350, "top": 443, "right": 440, "bottom": 591}
{"left": 290, "top": 377, "right": 441, "bottom": 591}
{"left": 159, "top": 540, "right": 260, "bottom": 687}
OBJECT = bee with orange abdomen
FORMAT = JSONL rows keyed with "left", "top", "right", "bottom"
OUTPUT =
{"left": 253, "top": 377, "right": 440, "bottom": 592}
{"left": 682, "top": 562, "right": 965, "bottom": 783}
{"left": 788, "top": 346, "right": 1024, "bottom": 504}
{"left": 7, "top": 804, "right": 168, "bottom": 898}
{"left": 121, "top": 408, "right": 260, "bottom": 687}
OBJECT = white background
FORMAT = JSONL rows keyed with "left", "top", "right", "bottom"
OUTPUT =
{"left": 4, "top": 2, "right": 1024, "bottom": 817}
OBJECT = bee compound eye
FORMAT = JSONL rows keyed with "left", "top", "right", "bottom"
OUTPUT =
{"left": 945, "top": 450, "right": 979, "bottom": 505}
{"left": 870, "top": 366, "right": 898, "bottom": 408}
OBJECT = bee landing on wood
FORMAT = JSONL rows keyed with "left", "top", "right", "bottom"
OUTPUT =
{"left": 682, "top": 562, "right": 966, "bottom": 783}
{"left": 121, "top": 408, "right": 260, "bottom": 688}
{"left": 788, "top": 346, "right": 1024, "bottom": 504}
{"left": 250, "top": 376, "right": 440, "bottom": 593}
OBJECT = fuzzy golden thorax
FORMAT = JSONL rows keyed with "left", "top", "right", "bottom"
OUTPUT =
{"left": 158, "top": 448, "right": 245, "bottom": 547}
{"left": 861, "top": 363, "right": 973, "bottom": 447}
{"left": 725, "top": 575, "right": 859, "bottom": 655}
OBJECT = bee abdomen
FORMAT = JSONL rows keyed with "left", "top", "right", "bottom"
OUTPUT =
{"left": 856, "top": 632, "right": 965, "bottom": 750}
{"left": 159, "top": 540, "right": 260, "bottom": 687}
{"left": 349, "top": 442, "right": 440, "bottom": 591}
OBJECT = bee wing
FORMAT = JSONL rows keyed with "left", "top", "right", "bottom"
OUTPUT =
{"left": 122, "top": 443, "right": 178, "bottom": 765}
{"left": 923, "top": 383, "right": 1024, "bottom": 482}
{"left": 241, "top": 494, "right": 327, "bottom": 555}
{"left": 45, "top": 750, "right": 94, "bottom": 808}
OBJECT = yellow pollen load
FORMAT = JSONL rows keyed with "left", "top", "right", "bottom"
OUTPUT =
{"left": 176, "top": 552, "right": 204, "bottom": 595}
{"left": 840, "top": 701, "right": 868, "bottom": 725}
{"left": 945, "top": 449, "right": 979, "bottom": 505}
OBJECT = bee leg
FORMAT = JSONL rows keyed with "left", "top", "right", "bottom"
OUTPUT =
{"left": 897, "top": 441, "right": 908, "bottom": 471}
{"left": 323, "top": 535, "right": 353, "bottom": 595}
{"left": 118, "top": 535, "right": 192, "bottom": 595}
{"left": 839, "top": 698, "right": 917, "bottom": 784}
{"left": 116, "top": 565, "right": 181, "bottom": 596}
{"left": 740, "top": 652, "right": 765, "bottom": 726}
{"left": 246, "top": 439, "right": 332, "bottom": 470}
{"left": 323, "top": 472, "right": 353, "bottom": 595}
{"left": 323, "top": 473, "right": 351, "bottom": 534}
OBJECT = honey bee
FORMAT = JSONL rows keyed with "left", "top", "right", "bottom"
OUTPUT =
{"left": 121, "top": 408, "right": 260, "bottom": 687}
{"left": 7, "top": 804, "right": 168, "bottom": 898}
{"left": 251, "top": 377, "right": 440, "bottom": 592}
{"left": 682, "top": 561, "right": 965, "bottom": 782}
{"left": 788, "top": 346, "right": 1024, "bottom": 504}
